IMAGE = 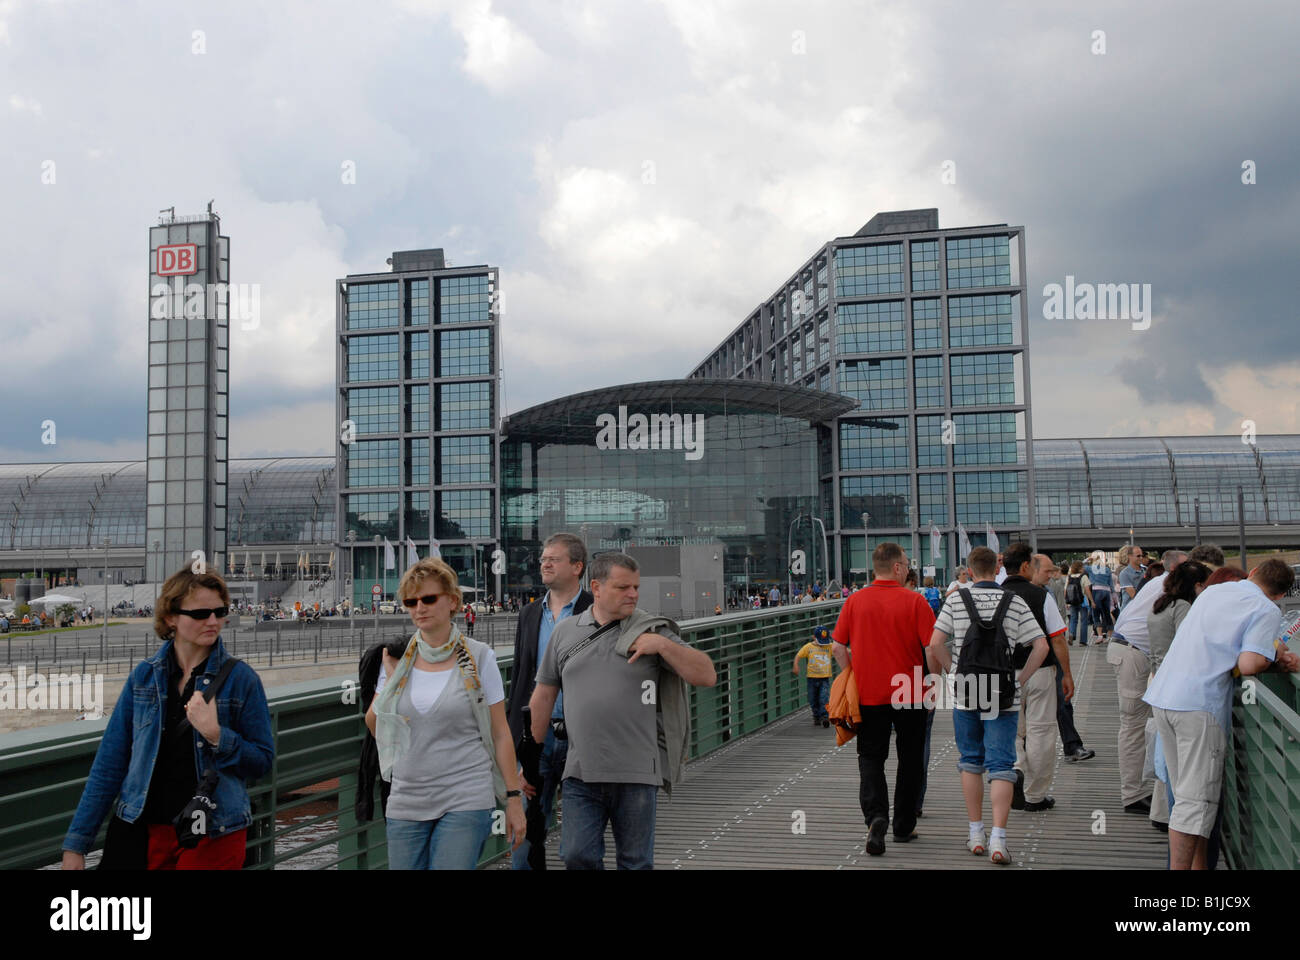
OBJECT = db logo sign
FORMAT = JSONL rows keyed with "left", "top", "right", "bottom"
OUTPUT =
{"left": 156, "top": 243, "right": 199, "bottom": 277}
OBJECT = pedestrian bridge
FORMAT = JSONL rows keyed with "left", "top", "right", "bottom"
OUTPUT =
{"left": 2, "top": 603, "right": 1297, "bottom": 870}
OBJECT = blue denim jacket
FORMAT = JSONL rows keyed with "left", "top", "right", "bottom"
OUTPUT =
{"left": 1087, "top": 564, "right": 1114, "bottom": 593}
{"left": 63, "top": 637, "right": 274, "bottom": 854}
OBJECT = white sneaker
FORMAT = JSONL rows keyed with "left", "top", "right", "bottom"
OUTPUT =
{"left": 967, "top": 833, "right": 986, "bottom": 856}
{"left": 989, "top": 837, "right": 1011, "bottom": 865}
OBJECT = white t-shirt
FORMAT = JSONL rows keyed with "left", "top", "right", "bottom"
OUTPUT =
{"left": 377, "top": 647, "right": 505, "bottom": 713}
{"left": 995, "top": 566, "right": 1008, "bottom": 585}
{"left": 946, "top": 580, "right": 970, "bottom": 595}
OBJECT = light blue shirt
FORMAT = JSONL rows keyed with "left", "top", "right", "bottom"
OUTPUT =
{"left": 537, "top": 586, "right": 583, "bottom": 718}
{"left": 1144, "top": 579, "right": 1281, "bottom": 733}
{"left": 1118, "top": 565, "right": 1144, "bottom": 609}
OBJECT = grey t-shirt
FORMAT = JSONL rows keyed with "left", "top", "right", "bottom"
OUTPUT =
{"left": 383, "top": 639, "right": 502, "bottom": 821}
{"left": 536, "top": 608, "right": 684, "bottom": 786}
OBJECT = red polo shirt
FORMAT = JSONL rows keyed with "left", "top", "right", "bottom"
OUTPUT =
{"left": 833, "top": 579, "right": 936, "bottom": 706}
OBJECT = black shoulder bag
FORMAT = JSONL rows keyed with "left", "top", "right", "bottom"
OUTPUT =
{"left": 172, "top": 657, "right": 242, "bottom": 848}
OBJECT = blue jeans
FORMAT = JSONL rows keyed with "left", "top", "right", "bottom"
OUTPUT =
{"left": 386, "top": 808, "right": 492, "bottom": 870}
{"left": 807, "top": 677, "right": 830, "bottom": 721}
{"left": 1068, "top": 604, "right": 1090, "bottom": 644}
{"left": 511, "top": 727, "right": 569, "bottom": 869}
{"left": 1090, "top": 590, "right": 1114, "bottom": 634}
{"left": 952, "top": 708, "right": 1019, "bottom": 782}
{"left": 916, "top": 706, "right": 936, "bottom": 813}
{"left": 560, "top": 778, "right": 657, "bottom": 870}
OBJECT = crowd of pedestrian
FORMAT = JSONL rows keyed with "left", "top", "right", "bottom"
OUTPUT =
{"left": 825, "top": 539, "right": 1295, "bottom": 870}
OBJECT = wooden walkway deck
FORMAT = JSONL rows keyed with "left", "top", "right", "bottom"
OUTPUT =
{"left": 497, "top": 641, "right": 1171, "bottom": 869}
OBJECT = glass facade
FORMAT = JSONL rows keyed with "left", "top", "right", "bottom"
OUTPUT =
{"left": 347, "top": 387, "right": 399, "bottom": 435}
{"left": 912, "top": 298, "right": 942, "bottom": 349}
{"left": 501, "top": 383, "right": 847, "bottom": 603}
{"left": 910, "top": 240, "right": 940, "bottom": 292}
{"left": 839, "top": 419, "right": 909, "bottom": 470}
{"left": 836, "top": 301, "right": 905, "bottom": 354}
{"left": 948, "top": 294, "right": 1018, "bottom": 347}
{"left": 346, "top": 282, "right": 399, "bottom": 330}
{"left": 834, "top": 243, "right": 904, "bottom": 296}
{"left": 946, "top": 235, "right": 1011, "bottom": 288}
{"left": 840, "top": 474, "right": 910, "bottom": 529}
{"left": 839, "top": 359, "right": 907, "bottom": 410}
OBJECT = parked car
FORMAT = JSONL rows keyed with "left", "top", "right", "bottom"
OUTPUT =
{"left": 378, "top": 600, "right": 399, "bottom": 615}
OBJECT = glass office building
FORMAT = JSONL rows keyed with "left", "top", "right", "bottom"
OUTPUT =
{"left": 689, "top": 209, "right": 1033, "bottom": 583}
{"left": 145, "top": 210, "right": 230, "bottom": 582}
{"left": 500, "top": 380, "right": 855, "bottom": 605}
{"left": 335, "top": 250, "right": 500, "bottom": 606}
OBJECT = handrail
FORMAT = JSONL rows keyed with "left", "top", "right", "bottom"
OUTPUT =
{"left": 1221, "top": 671, "right": 1300, "bottom": 869}
{"left": 0, "top": 601, "right": 842, "bottom": 870}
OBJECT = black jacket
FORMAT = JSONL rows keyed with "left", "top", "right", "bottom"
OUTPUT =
{"left": 354, "top": 642, "right": 392, "bottom": 822}
{"left": 505, "top": 589, "right": 593, "bottom": 746}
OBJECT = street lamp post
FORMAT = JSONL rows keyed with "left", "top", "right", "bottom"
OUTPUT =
{"left": 1193, "top": 497, "right": 1202, "bottom": 547}
{"left": 152, "top": 539, "right": 160, "bottom": 586}
{"left": 101, "top": 538, "right": 110, "bottom": 662}
{"left": 346, "top": 530, "right": 357, "bottom": 614}
{"left": 862, "top": 513, "right": 871, "bottom": 585}
{"left": 372, "top": 535, "right": 381, "bottom": 632}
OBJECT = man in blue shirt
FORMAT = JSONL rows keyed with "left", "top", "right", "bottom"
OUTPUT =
{"left": 1144, "top": 559, "right": 1298, "bottom": 869}
{"left": 504, "top": 532, "right": 592, "bottom": 869}
{"left": 1117, "top": 546, "right": 1146, "bottom": 610}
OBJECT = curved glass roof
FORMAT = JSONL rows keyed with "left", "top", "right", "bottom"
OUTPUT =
{"left": 503, "top": 379, "right": 858, "bottom": 440}
{"left": 1031, "top": 435, "right": 1300, "bottom": 529}
{"left": 0, "top": 458, "right": 334, "bottom": 550}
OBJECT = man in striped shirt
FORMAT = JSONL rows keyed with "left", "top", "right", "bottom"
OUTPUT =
{"left": 927, "top": 546, "right": 1048, "bottom": 865}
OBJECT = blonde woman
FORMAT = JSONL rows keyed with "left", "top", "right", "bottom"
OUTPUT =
{"left": 366, "top": 558, "right": 525, "bottom": 869}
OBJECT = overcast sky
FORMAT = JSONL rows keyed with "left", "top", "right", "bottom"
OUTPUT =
{"left": 2, "top": 0, "right": 1296, "bottom": 463}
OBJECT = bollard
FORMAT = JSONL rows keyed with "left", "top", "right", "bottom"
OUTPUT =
{"left": 276, "top": 623, "right": 281, "bottom": 654}
{"left": 82, "top": 651, "right": 87, "bottom": 676}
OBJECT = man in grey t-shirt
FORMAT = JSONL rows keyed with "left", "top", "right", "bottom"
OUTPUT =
{"left": 530, "top": 552, "right": 716, "bottom": 869}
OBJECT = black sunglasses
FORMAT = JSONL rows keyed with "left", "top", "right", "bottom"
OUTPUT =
{"left": 176, "top": 606, "right": 229, "bottom": 620}
{"left": 402, "top": 594, "right": 445, "bottom": 608}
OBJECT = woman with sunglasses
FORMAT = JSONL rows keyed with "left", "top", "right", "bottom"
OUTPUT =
{"left": 366, "top": 557, "right": 525, "bottom": 869}
{"left": 62, "top": 567, "right": 273, "bottom": 869}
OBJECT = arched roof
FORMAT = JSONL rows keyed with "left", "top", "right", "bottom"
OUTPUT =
{"left": 502, "top": 379, "right": 857, "bottom": 439}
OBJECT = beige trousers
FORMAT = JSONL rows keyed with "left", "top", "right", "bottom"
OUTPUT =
{"left": 1015, "top": 665, "right": 1058, "bottom": 802}
{"left": 1107, "top": 641, "right": 1153, "bottom": 805}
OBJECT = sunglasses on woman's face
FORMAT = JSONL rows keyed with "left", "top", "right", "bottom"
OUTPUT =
{"left": 176, "top": 606, "right": 229, "bottom": 620}
{"left": 401, "top": 594, "right": 445, "bottom": 608}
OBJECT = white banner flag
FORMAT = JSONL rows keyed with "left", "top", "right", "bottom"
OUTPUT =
{"left": 985, "top": 523, "right": 1000, "bottom": 555}
{"left": 956, "top": 524, "right": 971, "bottom": 560}
{"left": 428, "top": 538, "right": 442, "bottom": 559}
{"left": 383, "top": 538, "right": 396, "bottom": 571}
{"left": 930, "top": 525, "right": 942, "bottom": 565}
{"left": 406, "top": 537, "right": 419, "bottom": 569}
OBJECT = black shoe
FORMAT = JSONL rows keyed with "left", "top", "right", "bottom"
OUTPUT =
{"left": 1065, "top": 747, "right": 1095, "bottom": 763}
{"left": 822, "top": 719, "right": 830, "bottom": 728}
{"left": 1011, "top": 769, "right": 1026, "bottom": 810}
{"left": 865, "top": 817, "right": 887, "bottom": 856}
{"left": 1023, "top": 797, "right": 1056, "bottom": 811}
{"left": 893, "top": 829, "right": 919, "bottom": 842}
{"left": 914, "top": 809, "right": 924, "bottom": 818}
{"left": 1152, "top": 820, "right": 1169, "bottom": 833}
{"left": 1125, "top": 797, "right": 1152, "bottom": 814}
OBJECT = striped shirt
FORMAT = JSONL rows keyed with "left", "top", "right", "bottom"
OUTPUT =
{"left": 932, "top": 584, "right": 1044, "bottom": 711}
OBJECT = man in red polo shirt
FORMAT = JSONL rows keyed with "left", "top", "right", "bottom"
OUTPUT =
{"left": 832, "top": 541, "right": 936, "bottom": 856}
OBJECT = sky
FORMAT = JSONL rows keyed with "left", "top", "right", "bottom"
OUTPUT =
{"left": 1, "top": 0, "right": 1297, "bottom": 464}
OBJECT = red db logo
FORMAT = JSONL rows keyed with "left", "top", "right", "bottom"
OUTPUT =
{"left": 156, "top": 243, "right": 198, "bottom": 277}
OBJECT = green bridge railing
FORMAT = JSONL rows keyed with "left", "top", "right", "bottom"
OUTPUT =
{"left": 1223, "top": 671, "right": 1300, "bottom": 869}
{"left": 0, "top": 602, "right": 842, "bottom": 869}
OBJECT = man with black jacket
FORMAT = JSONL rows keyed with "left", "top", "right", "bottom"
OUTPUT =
{"left": 1000, "top": 542, "right": 1071, "bottom": 812}
{"left": 505, "top": 532, "right": 592, "bottom": 869}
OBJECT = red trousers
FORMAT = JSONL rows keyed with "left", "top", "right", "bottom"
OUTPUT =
{"left": 146, "top": 824, "right": 247, "bottom": 870}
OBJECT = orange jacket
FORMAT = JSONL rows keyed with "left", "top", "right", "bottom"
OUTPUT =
{"left": 826, "top": 666, "right": 860, "bottom": 746}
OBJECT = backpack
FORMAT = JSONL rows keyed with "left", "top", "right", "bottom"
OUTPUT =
{"left": 923, "top": 586, "right": 942, "bottom": 614}
{"left": 954, "top": 590, "right": 1018, "bottom": 713}
{"left": 1066, "top": 575, "right": 1084, "bottom": 606}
